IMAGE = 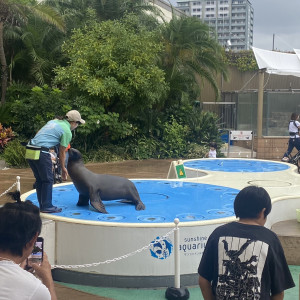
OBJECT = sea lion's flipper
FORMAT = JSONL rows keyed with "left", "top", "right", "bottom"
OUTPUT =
{"left": 135, "top": 201, "right": 145, "bottom": 211}
{"left": 131, "top": 188, "right": 146, "bottom": 211}
{"left": 119, "top": 199, "right": 145, "bottom": 211}
{"left": 77, "top": 194, "right": 89, "bottom": 206}
{"left": 89, "top": 188, "right": 108, "bottom": 214}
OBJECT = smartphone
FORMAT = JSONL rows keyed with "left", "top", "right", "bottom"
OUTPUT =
{"left": 27, "top": 237, "right": 44, "bottom": 267}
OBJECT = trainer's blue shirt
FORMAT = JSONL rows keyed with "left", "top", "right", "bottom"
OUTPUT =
{"left": 30, "top": 120, "right": 72, "bottom": 148}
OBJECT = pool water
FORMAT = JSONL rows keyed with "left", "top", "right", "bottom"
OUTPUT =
{"left": 184, "top": 159, "right": 289, "bottom": 172}
{"left": 25, "top": 180, "right": 240, "bottom": 223}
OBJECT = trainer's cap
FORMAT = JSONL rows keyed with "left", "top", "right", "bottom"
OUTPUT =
{"left": 66, "top": 110, "right": 85, "bottom": 124}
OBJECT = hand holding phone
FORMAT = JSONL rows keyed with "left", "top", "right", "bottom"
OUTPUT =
{"left": 26, "top": 237, "right": 44, "bottom": 269}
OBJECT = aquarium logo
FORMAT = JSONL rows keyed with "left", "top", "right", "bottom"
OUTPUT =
{"left": 150, "top": 236, "right": 173, "bottom": 260}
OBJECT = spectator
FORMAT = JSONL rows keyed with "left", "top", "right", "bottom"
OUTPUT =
{"left": 206, "top": 142, "right": 217, "bottom": 158}
{"left": 0, "top": 201, "right": 57, "bottom": 300}
{"left": 198, "top": 186, "right": 295, "bottom": 300}
{"left": 282, "top": 112, "right": 300, "bottom": 162}
{"left": 26, "top": 110, "right": 85, "bottom": 213}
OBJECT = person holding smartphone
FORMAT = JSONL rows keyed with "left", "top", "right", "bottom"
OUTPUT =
{"left": 0, "top": 201, "right": 57, "bottom": 300}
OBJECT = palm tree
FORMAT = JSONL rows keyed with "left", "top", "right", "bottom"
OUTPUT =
{"left": 94, "top": 0, "right": 162, "bottom": 21}
{"left": 44, "top": 0, "right": 95, "bottom": 32}
{"left": 0, "top": 0, "right": 65, "bottom": 104}
{"left": 160, "top": 16, "right": 227, "bottom": 106}
{"left": 43, "top": 0, "right": 163, "bottom": 26}
{"left": 6, "top": 16, "right": 65, "bottom": 86}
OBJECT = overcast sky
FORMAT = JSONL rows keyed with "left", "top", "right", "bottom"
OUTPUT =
{"left": 251, "top": 0, "right": 300, "bottom": 51}
{"left": 170, "top": 0, "right": 300, "bottom": 51}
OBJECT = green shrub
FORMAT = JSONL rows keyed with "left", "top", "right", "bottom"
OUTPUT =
{"left": 160, "top": 116, "right": 190, "bottom": 158}
{"left": 185, "top": 143, "right": 208, "bottom": 159}
{"left": 82, "top": 145, "right": 130, "bottom": 163}
{"left": 0, "top": 104, "right": 13, "bottom": 126}
{"left": 187, "top": 110, "right": 222, "bottom": 146}
{"left": 125, "top": 136, "right": 160, "bottom": 160}
{"left": 2, "top": 140, "right": 28, "bottom": 168}
{"left": 10, "top": 85, "right": 71, "bottom": 140}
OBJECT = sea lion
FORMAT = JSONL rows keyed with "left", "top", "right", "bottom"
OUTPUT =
{"left": 67, "top": 148, "right": 146, "bottom": 214}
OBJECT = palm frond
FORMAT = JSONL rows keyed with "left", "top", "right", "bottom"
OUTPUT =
{"left": 31, "top": 4, "right": 66, "bottom": 33}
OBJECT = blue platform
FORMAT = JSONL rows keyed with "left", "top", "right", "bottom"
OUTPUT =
{"left": 184, "top": 159, "right": 289, "bottom": 172}
{"left": 25, "top": 181, "right": 240, "bottom": 223}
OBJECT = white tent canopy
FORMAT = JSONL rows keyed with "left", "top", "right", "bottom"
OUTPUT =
{"left": 252, "top": 47, "right": 300, "bottom": 77}
{"left": 251, "top": 47, "right": 300, "bottom": 137}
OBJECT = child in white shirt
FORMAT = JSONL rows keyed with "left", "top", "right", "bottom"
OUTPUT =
{"left": 206, "top": 142, "right": 217, "bottom": 158}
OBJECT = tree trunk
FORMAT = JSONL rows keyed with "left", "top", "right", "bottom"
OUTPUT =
{"left": 0, "top": 21, "right": 8, "bottom": 104}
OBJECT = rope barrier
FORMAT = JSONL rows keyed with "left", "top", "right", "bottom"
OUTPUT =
{"left": 0, "top": 176, "right": 20, "bottom": 199}
{"left": 52, "top": 227, "right": 177, "bottom": 269}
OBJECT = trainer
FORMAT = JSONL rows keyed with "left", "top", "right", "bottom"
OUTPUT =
{"left": 26, "top": 110, "right": 85, "bottom": 213}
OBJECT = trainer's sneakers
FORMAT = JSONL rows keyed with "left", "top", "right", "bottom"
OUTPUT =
{"left": 281, "top": 157, "right": 289, "bottom": 162}
{"left": 41, "top": 206, "right": 62, "bottom": 213}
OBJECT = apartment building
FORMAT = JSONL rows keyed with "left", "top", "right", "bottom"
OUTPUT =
{"left": 152, "top": 0, "right": 186, "bottom": 21}
{"left": 176, "top": 0, "right": 254, "bottom": 51}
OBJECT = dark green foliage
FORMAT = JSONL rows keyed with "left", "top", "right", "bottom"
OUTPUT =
{"left": 160, "top": 116, "right": 190, "bottom": 158}
{"left": 54, "top": 14, "right": 168, "bottom": 122}
{"left": 0, "top": 0, "right": 66, "bottom": 104}
{"left": 2, "top": 139, "right": 28, "bottom": 168}
{"left": 82, "top": 145, "right": 131, "bottom": 163}
{"left": 185, "top": 143, "right": 209, "bottom": 159}
{"left": 9, "top": 85, "right": 71, "bottom": 139}
{"left": 187, "top": 110, "right": 221, "bottom": 145}
{"left": 70, "top": 101, "right": 135, "bottom": 152}
{"left": 0, "top": 104, "right": 12, "bottom": 125}
{"left": 8, "top": 17, "right": 66, "bottom": 86}
{"left": 125, "top": 136, "right": 160, "bottom": 160}
{"left": 5, "top": 82, "right": 32, "bottom": 101}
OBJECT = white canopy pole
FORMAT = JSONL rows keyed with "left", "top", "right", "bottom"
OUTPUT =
{"left": 257, "top": 69, "right": 265, "bottom": 138}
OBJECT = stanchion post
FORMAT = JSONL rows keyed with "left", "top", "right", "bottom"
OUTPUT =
{"left": 174, "top": 218, "right": 180, "bottom": 288}
{"left": 165, "top": 218, "right": 189, "bottom": 300}
{"left": 16, "top": 176, "right": 20, "bottom": 194}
